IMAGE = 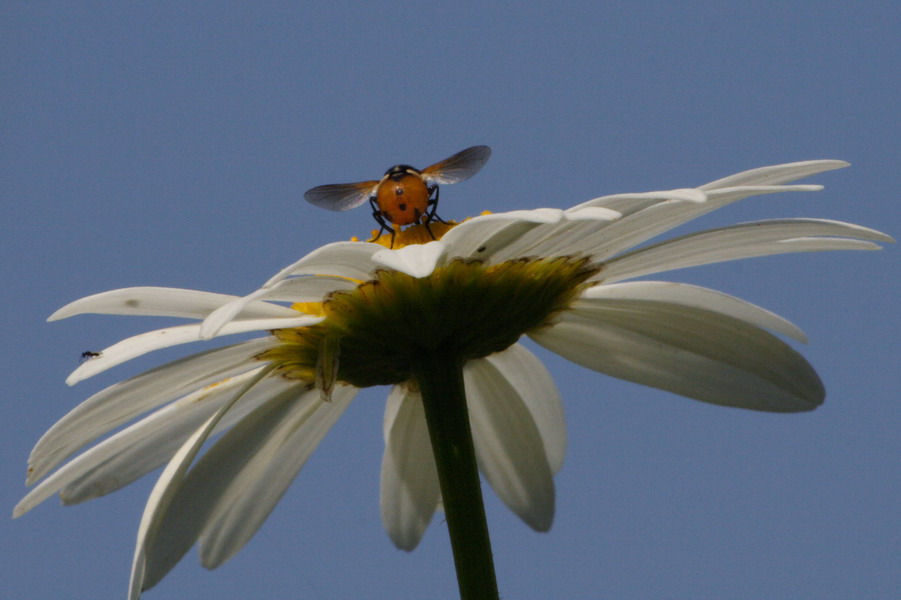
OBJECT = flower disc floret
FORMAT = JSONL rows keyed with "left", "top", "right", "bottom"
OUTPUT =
{"left": 261, "top": 256, "right": 600, "bottom": 388}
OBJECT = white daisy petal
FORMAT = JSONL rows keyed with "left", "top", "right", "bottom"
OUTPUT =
{"left": 128, "top": 366, "right": 271, "bottom": 600}
{"left": 129, "top": 416, "right": 218, "bottom": 600}
{"left": 568, "top": 188, "right": 707, "bottom": 213}
{"left": 464, "top": 357, "right": 555, "bottom": 532}
{"left": 441, "top": 209, "right": 564, "bottom": 260}
{"left": 488, "top": 210, "right": 621, "bottom": 263}
{"left": 16, "top": 370, "right": 282, "bottom": 517}
{"left": 373, "top": 241, "right": 447, "bottom": 278}
{"left": 531, "top": 305, "right": 824, "bottom": 412}
{"left": 262, "top": 241, "right": 382, "bottom": 287}
{"left": 200, "top": 276, "right": 352, "bottom": 340}
{"left": 600, "top": 218, "right": 893, "bottom": 282}
{"left": 482, "top": 344, "right": 566, "bottom": 473}
{"left": 198, "top": 385, "right": 355, "bottom": 570}
{"left": 699, "top": 159, "right": 849, "bottom": 190}
{"left": 564, "top": 206, "right": 624, "bottom": 221}
{"left": 26, "top": 339, "right": 276, "bottom": 485}
{"left": 700, "top": 185, "right": 825, "bottom": 219}
{"left": 63, "top": 375, "right": 293, "bottom": 506}
{"left": 139, "top": 383, "right": 299, "bottom": 589}
{"left": 578, "top": 282, "right": 808, "bottom": 342}
{"left": 578, "top": 185, "right": 824, "bottom": 263}
{"left": 255, "top": 275, "right": 359, "bottom": 301}
{"left": 199, "top": 289, "right": 278, "bottom": 340}
{"left": 68, "top": 315, "right": 318, "bottom": 385}
{"left": 380, "top": 384, "right": 441, "bottom": 551}
{"left": 141, "top": 383, "right": 351, "bottom": 589}
{"left": 46, "top": 287, "right": 289, "bottom": 322}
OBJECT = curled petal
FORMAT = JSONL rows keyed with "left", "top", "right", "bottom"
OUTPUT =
{"left": 262, "top": 241, "right": 383, "bottom": 287}
{"left": 372, "top": 241, "right": 447, "bottom": 278}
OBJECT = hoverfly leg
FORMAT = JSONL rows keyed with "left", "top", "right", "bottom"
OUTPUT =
{"left": 369, "top": 197, "right": 396, "bottom": 247}
{"left": 418, "top": 185, "right": 442, "bottom": 240}
{"left": 425, "top": 185, "right": 447, "bottom": 224}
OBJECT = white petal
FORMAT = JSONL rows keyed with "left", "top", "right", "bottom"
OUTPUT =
{"left": 47, "top": 287, "right": 295, "bottom": 321}
{"left": 380, "top": 384, "right": 441, "bottom": 551}
{"left": 578, "top": 282, "right": 808, "bottom": 342}
{"left": 531, "top": 304, "right": 824, "bottom": 412}
{"left": 198, "top": 278, "right": 338, "bottom": 339}
{"left": 200, "top": 277, "right": 352, "bottom": 339}
{"left": 140, "top": 384, "right": 305, "bottom": 589}
{"left": 254, "top": 275, "right": 359, "bottom": 302}
{"left": 141, "top": 384, "right": 353, "bottom": 588}
{"left": 488, "top": 210, "right": 621, "bottom": 263}
{"left": 128, "top": 366, "right": 271, "bottom": 600}
{"left": 26, "top": 339, "right": 276, "bottom": 485}
{"left": 372, "top": 241, "right": 447, "bottom": 278}
{"left": 564, "top": 206, "right": 624, "bottom": 221}
{"left": 262, "top": 241, "right": 382, "bottom": 287}
{"left": 470, "top": 208, "right": 565, "bottom": 223}
{"left": 16, "top": 370, "right": 282, "bottom": 517}
{"left": 577, "top": 185, "right": 825, "bottom": 263}
{"left": 61, "top": 375, "right": 292, "bottom": 504}
{"left": 699, "top": 160, "right": 849, "bottom": 190}
{"left": 568, "top": 188, "right": 707, "bottom": 213}
{"left": 440, "top": 209, "right": 564, "bottom": 260}
{"left": 599, "top": 219, "right": 893, "bottom": 282}
{"left": 198, "top": 385, "right": 355, "bottom": 570}
{"left": 67, "top": 316, "right": 318, "bottom": 385}
{"left": 464, "top": 357, "right": 555, "bottom": 531}
{"left": 482, "top": 344, "right": 566, "bottom": 473}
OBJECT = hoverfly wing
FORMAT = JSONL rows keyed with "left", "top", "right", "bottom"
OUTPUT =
{"left": 421, "top": 145, "right": 491, "bottom": 185}
{"left": 304, "top": 181, "right": 379, "bottom": 212}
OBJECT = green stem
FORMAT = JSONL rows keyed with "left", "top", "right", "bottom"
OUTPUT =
{"left": 412, "top": 352, "right": 499, "bottom": 600}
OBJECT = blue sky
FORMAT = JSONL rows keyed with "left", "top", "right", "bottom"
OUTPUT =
{"left": 3, "top": 2, "right": 898, "bottom": 599}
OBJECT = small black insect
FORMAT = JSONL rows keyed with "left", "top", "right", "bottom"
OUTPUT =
{"left": 80, "top": 351, "right": 101, "bottom": 361}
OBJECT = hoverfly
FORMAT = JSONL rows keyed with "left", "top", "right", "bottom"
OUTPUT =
{"left": 304, "top": 145, "right": 491, "bottom": 246}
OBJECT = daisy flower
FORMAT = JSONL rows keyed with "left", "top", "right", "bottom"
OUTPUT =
{"left": 16, "top": 160, "right": 891, "bottom": 600}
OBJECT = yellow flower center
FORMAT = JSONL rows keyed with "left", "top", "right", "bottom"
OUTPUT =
{"left": 259, "top": 255, "right": 600, "bottom": 389}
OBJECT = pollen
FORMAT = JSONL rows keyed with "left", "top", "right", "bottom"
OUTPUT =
{"left": 259, "top": 256, "right": 600, "bottom": 389}
{"left": 367, "top": 221, "right": 460, "bottom": 249}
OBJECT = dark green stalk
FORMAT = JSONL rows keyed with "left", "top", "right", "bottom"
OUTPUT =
{"left": 412, "top": 352, "right": 499, "bottom": 600}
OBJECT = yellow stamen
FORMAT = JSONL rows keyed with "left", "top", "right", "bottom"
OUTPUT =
{"left": 366, "top": 221, "right": 460, "bottom": 248}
